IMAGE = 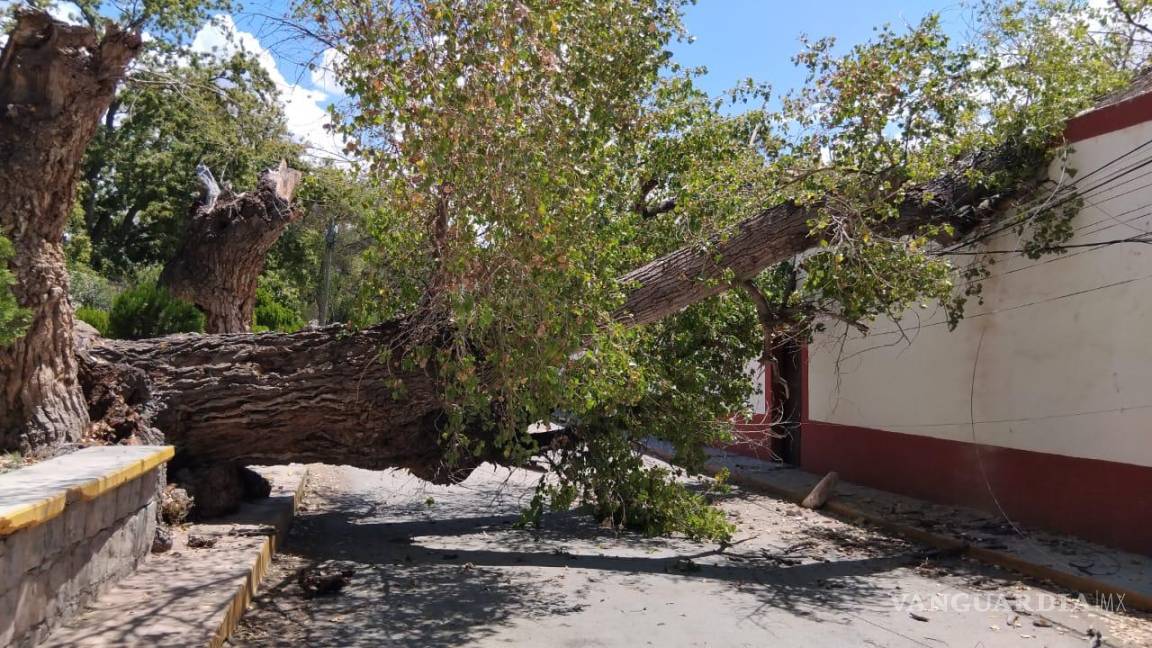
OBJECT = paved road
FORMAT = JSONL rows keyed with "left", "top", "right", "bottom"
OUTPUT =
{"left": 232, "top": 464, "right": 1151, "bottom": 647}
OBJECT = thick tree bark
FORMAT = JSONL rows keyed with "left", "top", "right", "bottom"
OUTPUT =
{"left": 159, "top": 161, "right": 302, "bottom": 333}
{"left": 79, "top": 322, "right": 464, "bottom": 481}
{"left": 76, "top": 146, "right": 1041, "bottom": 480}
{"left": 0, "top": 11, "right": 140, "bottom": 451}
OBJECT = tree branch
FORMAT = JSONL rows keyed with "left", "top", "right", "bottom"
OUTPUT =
{"left": 1111, "top": 0, "right": 1152, "bottom": 38}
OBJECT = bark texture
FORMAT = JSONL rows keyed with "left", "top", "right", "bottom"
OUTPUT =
{"left": 76, "top": 148, "right": 1039, "bottom": 480}
{"left": 0, "top": 11, "right": 140, "bottom": 451}
{"left": 160, "top": 161, "right": 303, "bottom": 334}
{"left": 79, "top": 322, "right": 465, "bottom": 482}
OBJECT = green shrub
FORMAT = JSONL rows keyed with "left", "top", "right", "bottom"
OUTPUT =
{"left": 108, "top": 283, "right": 204, "bottom": 340}
{"left": 518, "top": 432, "right": 735, "bottom": 542}
{"left": 75, "top": 306, "right": 110, "bottom": 336}
{"left": 253, "top": 285, "right": 304, "bottom": 332}
{"left": 68, "top": 263, "right": 119, "bottom": 310}
{"left": 0, "top": 236, "right": 30, "bottom": 345}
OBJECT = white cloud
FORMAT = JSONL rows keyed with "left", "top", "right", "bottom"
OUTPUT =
{"left": 45, "top": 1, "right": 85, "bottom": 25}
{"left": 310, "top": 47, "right": 346, "bottom": 96}
{"left": 191, "top": 15, "right": 345, "bottom": 158}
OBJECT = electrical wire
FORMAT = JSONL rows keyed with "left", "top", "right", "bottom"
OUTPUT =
{"left": 941, "top": 138, "right": 1152, "bottom": 253}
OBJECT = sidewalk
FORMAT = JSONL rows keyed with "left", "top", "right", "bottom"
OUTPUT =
{"left": 644, "top": 440, "right": 1152, "bottom": 612}
{"left": 42, "top": 465, "right": 310, "bottom": 647}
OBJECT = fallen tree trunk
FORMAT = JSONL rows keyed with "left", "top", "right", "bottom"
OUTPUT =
{"left": 0, "top": 11, "right": 140, "bottom": 451}
{"left": 78, "top": 147, "right": 1041, "bottom": 481}
{"left": 80, "top": 321, "right": 462, "bottom": 481}
{"left": 616, "top": 148, "right": 1034, "bottom": 326}
{"left": 160, "top": 161, "right": 303, "bottom": 334}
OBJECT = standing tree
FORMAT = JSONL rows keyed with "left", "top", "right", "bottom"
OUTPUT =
{"left": 77, "top": 50, "right": 301, "bottom": 276}
{"left": 159, "top": 160, "right": 303, "bottom": 333}
{"left": 0, "top": 11, "right": 142, "bottom": 450}
{"left": 0, "top": 0, "right": 231, "bottom": 450}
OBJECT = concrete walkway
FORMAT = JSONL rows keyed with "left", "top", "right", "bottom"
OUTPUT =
{"left": 43, "top": 465, "right": 308, "bottom": 647}
{"left": 232, "top": 464, "right": 1152, "bottom": 647}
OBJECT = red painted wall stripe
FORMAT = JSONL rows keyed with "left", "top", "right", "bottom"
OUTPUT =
{"left": 800, "top": 421, "right": 1152, "bottom": 555}
{"left": 1064, "top": 90, "right": 1152, "bottom": 143}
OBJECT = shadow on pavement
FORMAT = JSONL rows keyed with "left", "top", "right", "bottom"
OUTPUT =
{"left": 234, "top": 486, "right": 947, "bottom": 647}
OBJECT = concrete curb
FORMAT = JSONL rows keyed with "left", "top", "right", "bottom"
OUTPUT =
{"left": 645, "top": 445, "right": 1152, "bottom": 612}
{"left": 0, "top": 446, "right": 174, "bottom": 536}
{"left": 210, "top": 466, "right": 310, "bottom": 648}
{"left": 40, "top": 465, "right": 311, "bottom": 647}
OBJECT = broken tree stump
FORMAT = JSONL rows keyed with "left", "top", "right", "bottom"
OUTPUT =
{"left": 801, "top": 471, "right": 839, "bottom": 509}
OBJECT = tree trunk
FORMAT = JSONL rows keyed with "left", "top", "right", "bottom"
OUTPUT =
{"left": 0, "top": 11, "right": 140, "bottom": 451}
{"left": 159, "top": 161, "right": 302, "bottom": 333}
{"left": 317, "top": 219, "right": 337, "bottom": 325}
{"left": 80, "top": 321, "right": 463, "bottom": 481}
{"left": 616, "top": 147, "right": 1038, "bottom": 326}
{"left": 76, "top": 147, "right": 1040, "bottom": 480}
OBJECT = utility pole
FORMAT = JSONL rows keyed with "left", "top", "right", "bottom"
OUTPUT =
{"left": 317, "top": 219, "right": 337, "bottom": 325}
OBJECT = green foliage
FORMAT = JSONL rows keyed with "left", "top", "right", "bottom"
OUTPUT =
{"left": 776, "top": 1, "right": 1134, "bottom": 331}
{"left": 253, "top": 285, "right": 305, "bottom": 333}
{"left": 522, "top": 432, "right": 734, "bottom": 542}
{"left": 79, "top": 51, "right": 301, "bottom": 276}
{"left": 303, "top": 0, "right": 694, "bottom": 468}
{"left": 63, "top": 208, "right": 121, "bottom": 311}
{"left": 108, "top": 283, "right": 204, "bottom": 340}
{"left": 514, "top": 293, "right": 758, "bottom": 542}
{"left": 68, "top": 263, "right": 120, "bottom": 311}
{"left": 292, "top": 167, "right": 393, "bottom": 325}
{"left": 254, "top": 166, "right": 387, "bottom": 329}
{"left": 0, "top": 236, "right": 30, "bottom": 346}
{"left": 75, "top": 307, "right": 111, "bottom": 336}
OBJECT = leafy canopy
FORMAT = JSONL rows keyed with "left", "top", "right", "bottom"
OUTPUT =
{"left": 287, "top": 0, "right": 1143, "bottom": 539}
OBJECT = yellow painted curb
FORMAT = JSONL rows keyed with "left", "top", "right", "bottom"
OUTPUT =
{"left": 645, "top": 446, "right": 1152, "bottom": 613}
{"left": 74, "top": 446, "right": 175, "bottom": 501}
{"left": 211, "top": 533, "right": 277, "bottom": 648}
{"left": 210, "top": 468, "right": 310, "bottom": 648}
{"left": 0, "top": 446, "right": 175, "bottom": 536}
{"left": 0, "top": 493, "right": 67, "bottom": 536}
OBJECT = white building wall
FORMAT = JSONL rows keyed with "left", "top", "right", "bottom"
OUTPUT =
{"left": 744, "top": 359, "right": 767, "bottom": 415}
{"left": 807, "top": 119, "right": 1152, "bottom": 469}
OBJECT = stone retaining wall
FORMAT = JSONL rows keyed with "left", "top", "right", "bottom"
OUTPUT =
{"left": 0, "top": 446, "right": 173, "bottom": 646}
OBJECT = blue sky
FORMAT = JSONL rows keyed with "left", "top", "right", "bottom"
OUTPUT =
{"left": 227, "top": 0, "right": 966, "bottom": 153}
{"left": 20, "top": 0, "right": 965, "bottom": 155}
{"left": 670, "top": 0, "right": 965, "bottom": 99}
